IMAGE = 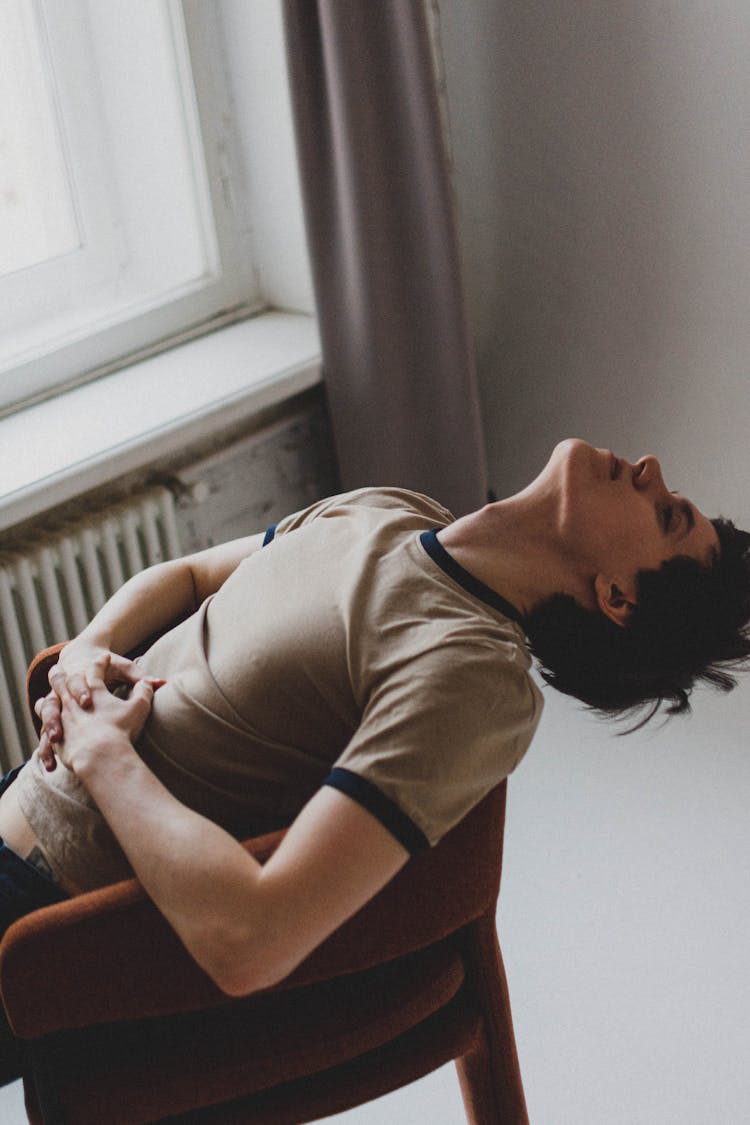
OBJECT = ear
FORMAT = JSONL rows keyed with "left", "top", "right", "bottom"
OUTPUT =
{"left": 594, "top": 574, "right": 638, "bottom": 628}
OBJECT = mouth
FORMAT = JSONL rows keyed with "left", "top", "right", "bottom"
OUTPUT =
{"left": 610, "top": 453, "right": 622, "bottom": 481}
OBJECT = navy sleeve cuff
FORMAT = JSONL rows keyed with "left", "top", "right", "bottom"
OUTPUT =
{"left": 323, "top": 767, "right": 430, "bottom": 855}
{"left": 262, "top": 524, "right": 277, "bottom": 546}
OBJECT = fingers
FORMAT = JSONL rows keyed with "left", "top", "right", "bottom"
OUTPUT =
{"left": 132, "top": 679, "right": 154, "bottom": 698}
{"left": 44, "top": 662, "right": 160, "bottom": 747}
{"left": 130, "top": 679, "right": 155, "bottom": 712}
{"left": 65, "top": 673, "right": 92, "bottom": 708}
{"left": 48, "top": 664, "right": 93, "bottom": 709}
{"left": 36, "top": 732, "right": 58, "bottom": 773}
{"left": 68, "top": 676, "right": 155, "bottom": 718}
{"left": 48, "top": 652, "right": 112, "bottom": 707}
{"left": 105, "top": 654, "right": 144, "bottom": 683}
{"left": 34, "top": 655, "right": 162, "bottom": 775}
{"left": 35, "top": 691, "right": 63, "bottom": 744}
{"left": 82, "top": 651, "right": 112, "bottom": 692}
{"left": 126, "top": 679, "right": 155, "bottom": 740}
{"left": 106, "top": 654, "right": 166, "bottom": 690}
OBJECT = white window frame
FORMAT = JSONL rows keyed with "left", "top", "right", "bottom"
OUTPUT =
{"left": 0, "top": 0, "right": 267, "bottom": 413}
{"left": 0, "top": 0, "right": 320, "bottom": 531}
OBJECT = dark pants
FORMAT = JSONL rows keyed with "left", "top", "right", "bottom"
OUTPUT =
{"left": 0, "top": 766, "right": 69, "bottom": 1085}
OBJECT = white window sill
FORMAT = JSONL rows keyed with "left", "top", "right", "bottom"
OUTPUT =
{"left": 0, "top": 311, "right": 322, "bottom": 533}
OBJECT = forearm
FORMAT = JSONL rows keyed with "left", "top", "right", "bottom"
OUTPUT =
{"left": 71, "top": 531, "right": 265, "bottom": 655}
{"left": 74, "top": 559, "right": 198, "bottom": 655}
{"left": 73, "top": 733, "right": 409, "bottom": 998}
{"left": 77, "top": 738, "right": 272, "bottom": 994}
{"left": 59, "top": 668, "right": 408, "bottom": 1000}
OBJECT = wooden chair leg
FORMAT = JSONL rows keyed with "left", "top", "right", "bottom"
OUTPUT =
{"left": 456, "top": 1022, "right": 502, "bottom": 1125}
{"left": 455, "top": 914, "right": 529, "bottom": 1125}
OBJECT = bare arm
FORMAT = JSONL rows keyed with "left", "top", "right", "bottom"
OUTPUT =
{"left": 37, "top": 533, "right": 266, "bottom": 765}
{"left": 55, "top": 676, "right": 409, "bottom": 995}
{"left": 64, "top": 531, "right": 267, "bottom": 654}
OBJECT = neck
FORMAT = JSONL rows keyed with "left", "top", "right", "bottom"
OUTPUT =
{"left": 438, "top": 484, "right": 593, "bottom": 617}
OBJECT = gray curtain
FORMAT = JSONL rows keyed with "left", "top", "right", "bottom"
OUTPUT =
{"left": 282, "top": 0, "right": 488, "bottom": 516}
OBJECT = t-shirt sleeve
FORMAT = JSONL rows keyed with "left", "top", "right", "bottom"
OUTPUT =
{"left": 323, "top": 644, "right": 543, "bottom": 854}
{"left": 263, "top": 494, "right": 343, "bottom": 545}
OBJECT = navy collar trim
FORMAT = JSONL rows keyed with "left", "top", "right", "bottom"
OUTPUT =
{"left": 419, "top": 529, "right": 523, "bottom": 624}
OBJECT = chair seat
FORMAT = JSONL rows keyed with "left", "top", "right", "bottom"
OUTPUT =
{"left": 25, "top": 939, "right": 467, "bottom": 1125}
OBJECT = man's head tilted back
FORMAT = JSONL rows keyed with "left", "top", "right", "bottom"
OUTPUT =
{"left": 516, "top": 440, "right": 750, "bottom": 726}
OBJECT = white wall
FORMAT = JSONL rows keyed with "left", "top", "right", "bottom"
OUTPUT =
{"left": 439, "top": 0, "right": 750, "bottom": 525}
{"left": 436, "top": 3, "right": 750, "bottom": 1122}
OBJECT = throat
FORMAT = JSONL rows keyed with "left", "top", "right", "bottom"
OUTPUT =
{"left": 437, "top": 504, "right": 578, "bottom": 617}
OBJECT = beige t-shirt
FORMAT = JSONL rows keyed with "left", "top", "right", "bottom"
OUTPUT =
{"left": 17, "top": 488, "right": 543, "bottom": 891}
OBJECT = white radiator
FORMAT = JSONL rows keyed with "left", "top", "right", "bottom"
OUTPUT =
{"left": 0, "top": 487, "right": 182, "bottom": 771}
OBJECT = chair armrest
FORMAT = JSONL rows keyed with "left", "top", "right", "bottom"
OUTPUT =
{"left": 0, "top": 829, "right": 286, "bottom": 1038}
{"left": 0, "top": 780, "right": 505, "bottom": 1038}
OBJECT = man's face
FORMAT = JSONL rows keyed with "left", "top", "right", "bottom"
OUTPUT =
{"left": 552, "top": 439, "right": 720, "bottom": 587}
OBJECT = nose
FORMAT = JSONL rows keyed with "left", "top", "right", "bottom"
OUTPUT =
{"left": 633, "top": 455, "right": 665, "bottom": 491}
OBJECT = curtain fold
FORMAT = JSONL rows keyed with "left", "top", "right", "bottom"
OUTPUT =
{"left": 282, "top": 0, "right": 488, "bottom": 516}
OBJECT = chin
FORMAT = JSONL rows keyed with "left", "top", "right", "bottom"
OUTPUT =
{"left": 554, "top": 437, "right": 593, "bottom": 456}
{"left": 549, "top": 438, "right": 595, "bottom": 473}
{"left": 530, "top": 439, "right": 597, "bottom": 498}
{"left": 548, "top": 439, "right": 602, "bottom": 508}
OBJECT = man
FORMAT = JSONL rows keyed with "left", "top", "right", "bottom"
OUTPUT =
{"left": 1, "top": 439, "right": 748, "bottom": 1021}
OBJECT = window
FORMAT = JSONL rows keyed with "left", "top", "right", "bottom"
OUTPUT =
{"left": 0, "top": 0, "right": 260, "bottom": 413}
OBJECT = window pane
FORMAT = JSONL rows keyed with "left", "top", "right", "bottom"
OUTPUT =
{"left": 0, "top": 0, "right": 79, "bottom": 278}
{"left": 0, "top": 0, "right": 261, "bottom": 411}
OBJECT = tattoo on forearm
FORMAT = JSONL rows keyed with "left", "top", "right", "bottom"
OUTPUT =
{"left": 25, "top": 846, "right": 59, "bottom": 885}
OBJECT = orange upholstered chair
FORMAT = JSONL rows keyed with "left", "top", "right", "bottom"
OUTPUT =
{"left": 0, "top": 645, "right": 530, "bottom": 1125}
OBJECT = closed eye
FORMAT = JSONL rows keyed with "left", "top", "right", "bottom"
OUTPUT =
{"left": 665, "top": 493, "right": 695, "bottom": 537}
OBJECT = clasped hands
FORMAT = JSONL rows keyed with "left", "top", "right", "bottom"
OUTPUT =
{"left": 34, "top": 643, "right": 165, "bottom": 774}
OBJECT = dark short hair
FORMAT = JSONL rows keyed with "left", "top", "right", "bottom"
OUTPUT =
{"left": 522, "top": 518, "right": 750, "bottom": 729}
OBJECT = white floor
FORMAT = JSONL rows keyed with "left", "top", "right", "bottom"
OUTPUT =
{"left": 1, "top": 676, "right": 748, "bottom": 1124}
